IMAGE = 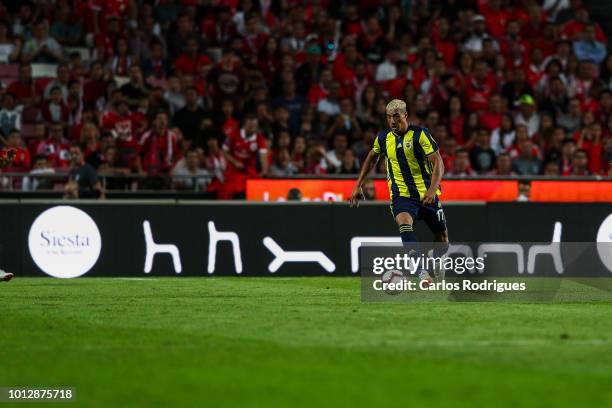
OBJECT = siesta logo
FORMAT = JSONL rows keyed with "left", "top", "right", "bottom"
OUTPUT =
{"left": 28, "top": 206, "right": 102, "bottom": 278}
{"left": 39, "top": 231, "right": 91, "bottom": 247}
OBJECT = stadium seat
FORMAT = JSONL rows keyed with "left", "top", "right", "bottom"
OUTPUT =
{"left": 0, "top": 64, "right": 18, "bottom": 79}
{"left": 31, "top": 64, "right": 58, "bottom": 79}
{"left": 114, "top": 76, "right": 130, "bottom": 88}
{"left": 20, "top": 124, "right": 37, "bottom": 139}
{"left": 21, "top": 107, "right": 41, "bottom": 124}
{"left": 63, "top": 47, "right": 92, "bottom": 62}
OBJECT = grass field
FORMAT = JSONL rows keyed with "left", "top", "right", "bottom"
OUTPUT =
{"left": 2, "top": 277, "right": 612, "bottom": 407}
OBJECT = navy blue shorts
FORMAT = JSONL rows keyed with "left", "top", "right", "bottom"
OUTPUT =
{"left": 390, "top": 196, "right": 447, "bottom": 233}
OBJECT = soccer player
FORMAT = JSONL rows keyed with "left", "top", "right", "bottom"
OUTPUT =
{"left": 349, "top": 99, "right": 449, "bottom": 285}
{"left": 0, "top": 148, "right": 15, "bottom": 282}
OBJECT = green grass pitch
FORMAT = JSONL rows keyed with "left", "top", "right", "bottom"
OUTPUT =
{"left": 2, "top": 277, "right": 611, "bottom": 407}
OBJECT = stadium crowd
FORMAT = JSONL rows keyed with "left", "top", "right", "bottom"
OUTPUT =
{"left": 0, "top": 0, "right": 611, "bottom": 198}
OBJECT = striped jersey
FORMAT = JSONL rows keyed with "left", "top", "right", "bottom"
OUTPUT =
{"left": 373, "top": 125, "right": 441, "bottom": 200}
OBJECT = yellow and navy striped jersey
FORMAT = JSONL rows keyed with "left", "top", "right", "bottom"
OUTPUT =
{"left": 372, "top": 125, "right": 441, "bottom": 201}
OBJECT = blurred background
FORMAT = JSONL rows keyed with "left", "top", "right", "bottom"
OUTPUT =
{"left": 0, "top": 0, "right": 610, "bottom": 203}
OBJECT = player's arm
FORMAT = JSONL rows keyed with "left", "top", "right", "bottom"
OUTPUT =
{"left": 349, "top": 149, "right": 380, "bottom": 208}
{"left": 417, "top": 128, "right": 444, "bottom": 205}
{"left": 422, "top": 152, "right": 445, "bottom": 205}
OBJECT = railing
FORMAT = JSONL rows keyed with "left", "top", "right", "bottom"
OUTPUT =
{"left": 1, "top": 171, "right": 609, "bottom": 191}
{"left": 1, "top": 172, "right": 610, "bottom": 202}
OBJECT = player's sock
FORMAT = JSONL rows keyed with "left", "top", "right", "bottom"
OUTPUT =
{"left": 432, "top": 241, "right": 450, "bottom": 258}
{"left": 399, "top": 224, "right": 417, "bottom": 244}
{"left": 399, "top": 224, "right": 422, "bottom": 275}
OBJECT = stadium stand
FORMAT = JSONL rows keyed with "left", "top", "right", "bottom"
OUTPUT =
{"left": 0, "top": 0, "right": 610, "bottom": 198}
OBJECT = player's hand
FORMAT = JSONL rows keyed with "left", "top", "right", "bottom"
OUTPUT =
{"left": 422, "top": 189, "right": 436, "bottom": 205}
{"left": 349, "top": 186, "right": 365, "bottom": 208}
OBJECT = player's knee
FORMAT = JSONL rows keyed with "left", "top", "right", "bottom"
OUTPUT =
{"left": 395, "top": 213, "right": 413, "bottom": 226}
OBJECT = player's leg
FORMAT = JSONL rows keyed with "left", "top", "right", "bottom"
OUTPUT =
{"left": 421, "top": 200, "right": 450, "bottom": 280}
{"left": 0, "top": 269, "right": 14, "bottom": 282}
{"left": 392, "top": 198, "right": 432, "bottom": 286}
{"left": 395, "top": 211, "right": 416, "bottom": 244}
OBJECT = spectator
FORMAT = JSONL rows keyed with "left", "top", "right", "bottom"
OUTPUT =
{"left": 50, "top": 0, "right": 82, "bottom": 46}
{"left": 272, "top": 79, "right": 306, "bottom": 133}
{"left": 22, "top": 19, "right": 63, "bottom": 63}
{"left": 440, "top": 136, "right": 458, "bottom": 171}
{"left": 446, "top": 95, "right": 465, "bottom": 143}
{"left": 362, "top": 179, "right": 376, "bottom": 200}
{"left": 317, "top": 81, "right": 341, "bottom": 117}
{"left": 490, "top": 113, "right": 516, "bottom": 154}
{"left": 325, "top": 98, "right": 363, "bottom": 141}
{"left": 465, "top": 60, "right": 496, "bottom": 112}
{"left": 304, "top": 145, "right": 328, "bottom": 175}
{"left": 481, "top": 94, "right": 505, "bottom": 132}
{"left": 325, "top": 133, "right": 351, "bottom": 171}
{"left": 22, "top": 155, "right": 55, "bottom": 191}
{"left": 570, "top": 148, "right": 590, "bottom": 175}
{"left": 82, "top": 62, "right": 108, "bottom": 109}
{"left": 514, "top": 137, "right": 542, "bottom": 175}
{"left": 109, "top": 37, "right": 134, "bottom": 77}
{"left": 174, "top": 37, "right": 212, "bottom": 77}
{"left": 470, "top": 129, "right": 496, "bottom": 174}
{"left": 44, "top": 63, "right": 71, "bottom": 102}
{"left": 516, "top": 180, "right": 531, "bottom": 202}
{"left": 337, "top": 149, "right": 359, "bottom": 174}
{"left": 269, "top": 148, "right": 298, "bottom": 177}
{"left": 174, "top": 87, "right": 207, "bottom": 144}
{"left": 223, "top": 114, "right": 268, "bottom": 198}
{"left": 41, "top": 86, "right": 70, "bottom": 125}
{"left": 171, "top": 148, "right": 209, "bottom": 191}
{"left": 141, "top": 41, "right": 169, "bottom": 81}
{"left": 291, "top": 135, "right": 307, "bottom": 172}
{"left": 7, "top": 63, "right": 41, "bottom": 107}
{"left": 501, "top": 69, "right": 534, "bottom": 109}
{"left": 375, "top": 46, "right": 399, "bottom": 82}
{"left": 448, "top": 148, "right": 475, "bottom": 176}
{"left": 67, "top": 144, "right": 103, "bottom": 198}
{"left": 1, "top": 129, "right": 30, "bottom": 172}
{"left": 0, "top": 20, "right": 22, "bottom": 63}
{"left": 490, "top": 153, "right": 517, "bottom": 176}
{"left": 463, "top": 15, "right": 492, "bottom": 54}
{"left": 167, "top": 13, "right": 194, "bottom": 61}
{"left": 36, "top": 123, "right": 70, "bottom": 169}
{"left": 540, "top": 76, "right": 569, "bottom": 117}
{"left": 139, "top": 111, "right": 179, "bottom": 175}
{"left": 558, "top": 97, "right": 582, "bottom": 133}
{"left": 120, "top": 65, "right": 151, "bottom": 110}
{"left": 515, "top": 94, "right": 540, "bottom": 137}
{"left": 163, "top": 76, "right": 185, "bottom": 114}
{"left": 0, "top": 93, "right": 22, "bottom": 137}
{"left": 573, "top": 23, "right": 607, "bottom": 64}
{"left": 203, "top": 135, "right": 227, "bottom": 197}
{"left": 543, "top": 160, "right": 561, "bottom": 176}
{"left": 287, "top": 188, "right": 302, "bottom": 201}
{"left": 206, "top": 48, "right": 244, "bottom": 107}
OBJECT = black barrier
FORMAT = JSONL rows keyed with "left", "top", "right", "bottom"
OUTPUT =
{"left": 1, "top": 201, "right": 611, "bottom": 277}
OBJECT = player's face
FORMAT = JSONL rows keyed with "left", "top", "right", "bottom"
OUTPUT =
{"left": 386, "top": 109, "right": 408, "bottom": 134}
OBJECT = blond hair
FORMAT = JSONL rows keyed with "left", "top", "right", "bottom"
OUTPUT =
{"left": 385, "top": 99, "right": 407, "bottom": 113}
